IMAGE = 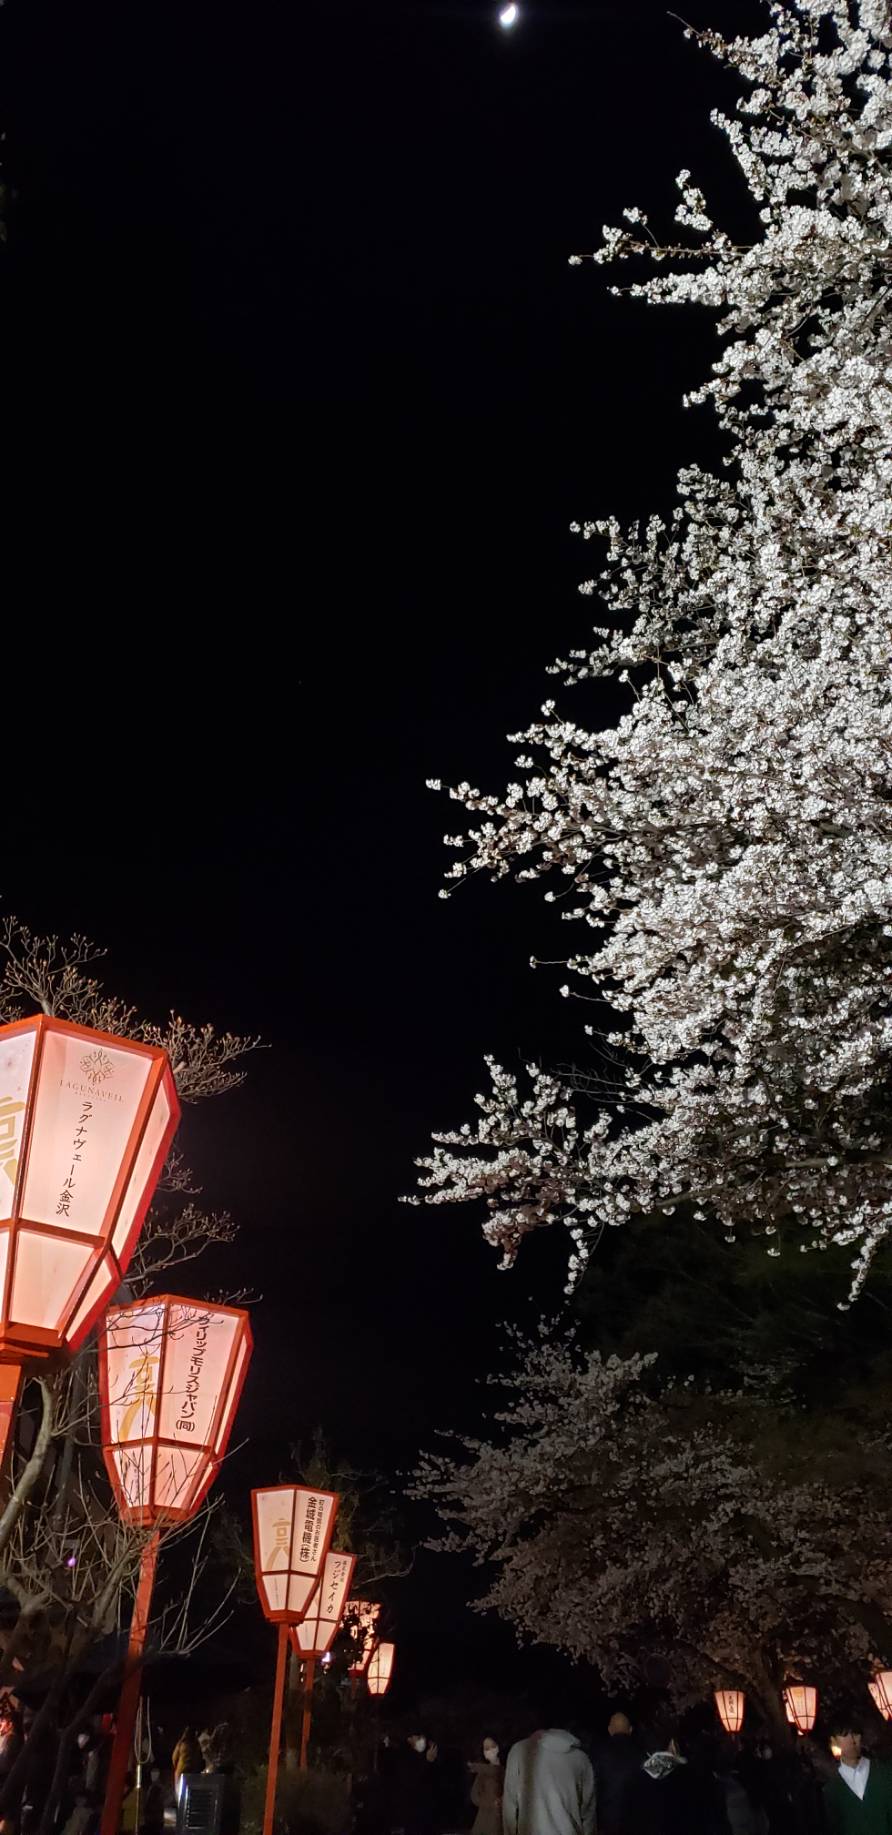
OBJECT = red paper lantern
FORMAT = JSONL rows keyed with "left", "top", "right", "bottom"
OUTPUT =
{"left": 714, "top": 1690, "right": 745, "bottom": 1735}
{"left": 252, "top": 1486, "right": 340, "bottom": 1624}
{"left": 0, "top": 1016, "right": 179, "bottom": 1455}
{"left": 784, "top": 1686, "right": 817, "bottom": 1734}
{"left": 291, "top": 1551, "right": 356, "bottom": 1659}
{"left": 98, "top": 1297, "right": 253, "bottom": 1526}
{"left": 367, "top": 1642, "right": 395, "bottom": 1697}
{"left": 345, "top": 1599, "right": 381, "bottom": 1677}
{"left": 869, "top": 1673, "right": 892, "bottom": 1720}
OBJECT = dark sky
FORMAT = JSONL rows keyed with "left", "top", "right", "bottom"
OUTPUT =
{"left": 5, "top": 0, "right": 759, "bottom": 1712}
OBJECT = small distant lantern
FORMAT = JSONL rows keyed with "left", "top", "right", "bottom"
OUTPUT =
{"left": 784, "top": 1685, "right": 817, "bottom": 1734}
{"left": 252, "top": 1486, "right": 340, "bottom": 1624}
{"left": 0, "top": 1016, "right": 179, "bottom": 1456}
{"left": 714, "top": 1690, "right": 745, "bottom": 1735}
{"left": 291, "top": 1550, "right": 357, "bottom": 1660}
{"left": 346, "top": 1599, "right": 382, "bottom": 1678}
{"left": 99, "top": 1297, "right": 253, "bottom": 1525}
{"left": 368, "top": 1642, "right": 395, "bottom": 1697}
{"left": 869, "top": 1672, "right": 892, "bottom": 1720}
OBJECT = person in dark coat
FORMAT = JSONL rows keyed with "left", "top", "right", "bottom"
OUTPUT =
{"left": 624, "top": 1736, "right": 729, "bottom": 1835}
{"left": 824, "top": 1721, "right": 892, "bottom": 1835}
{"left": 593, "top": 1714, "right": 641, "bottom": 1835}
{"left": 394, "top": 1734, "right": 442, "bottom": 1835}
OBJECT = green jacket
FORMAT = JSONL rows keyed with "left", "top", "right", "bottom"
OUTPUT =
{"left": 825, "top": 1763, "right": 892, "bottom": 1835}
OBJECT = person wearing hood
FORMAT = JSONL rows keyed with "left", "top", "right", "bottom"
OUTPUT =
{"left": 593, "top": 1714, "right": 640, "bottom": 1835}
{"left": 624, "top": 1735, "right": 728, "bottom": 1835}
{"left": 502, "top": 1728, "right": 596, "bottom": 1835}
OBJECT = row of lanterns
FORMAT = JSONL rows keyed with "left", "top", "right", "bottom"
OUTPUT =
{"left": 0, "top": 1015, "right": 393, "bottom": 1835}
{"left": 714, "top": 1675, "right": 892, "bottom": 1737}
{"left": 250, "top": 1484, "right": 396, "bottom": 1830}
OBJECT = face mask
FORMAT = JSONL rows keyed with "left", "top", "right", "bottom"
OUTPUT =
{"left": 484, "top": 1747, "right": 499, "bottom": 1764}
{"left": 412, "top": 1738, "right": 427, "bottom": 1754}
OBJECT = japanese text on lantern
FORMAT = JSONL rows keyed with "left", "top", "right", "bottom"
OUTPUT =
{"left": 175, "top": 1315, "right": 210, "bottom": 1435}
{"left": 56, "top": 1101, "right": 93, "bottom": 1218}
{"left": 0, "top": 1097, "right": 24, "bottom": 1190}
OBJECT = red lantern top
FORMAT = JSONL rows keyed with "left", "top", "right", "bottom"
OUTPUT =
{"left": 252, "top": 1486, "right": 339, "bottom": 1624}
{"left": 0, "top": 1016, "right": 179, "bottom": 1361}
{"left": 714, "top": 1690, "right": 745, "bottom": 1735}
{"left": 98, "top": 1296, "right": 252, "bottom": 1527}
{"left": 869, "top": 1673, "right": 892, "bottom": 1721}
{"left": 784, "top": 1685, "right": 817, "bottom": 1734}
{"left": 291, "top": 1551, "right": 356, "bottom": 1658}
{"left": 346, "top": 1599, "right": 381, "bottom": 1676}
{"left": 367, "top": 1641, "right": 395, "bottom": 1697}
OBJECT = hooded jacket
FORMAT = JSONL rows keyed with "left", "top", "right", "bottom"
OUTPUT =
{"left": 502, "top": 1730, "right": 596, "bottom": 1835}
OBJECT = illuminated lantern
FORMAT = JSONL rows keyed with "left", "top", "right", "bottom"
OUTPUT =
{"left": 252, "top": 1487, "right": 340, "bottom": 1835}
{"left": 292, "top": 1550, "right": 357, "bottom": 1659}
{"left": 252, "top": 1486, "right": 340, "bottom": 1623}
{"left": 368, "top": 1642, "right": 395, "bottom": 1698}
{"left": 99, "top": 1297, "right": 253, "bottom": 1525}
{"left": 290, "top": 1550, "right": 356, "bottom": 1771}
{"left": 98, "top": 1297, "right": 253, "bottom": 1835}
{"left": 784, "top": 1685, "right": 817, "bottom": 1734}
{"left": 714, "top": 1690, "right": 745, "bottom": 1735}
{"left": 0, "top": 1015, "right": 179, "bottom": 1456}
{"left": 346, "top": 1599, "right": 381, "bottom": 1678}
{"left": 869, "top": 1672, "right": 892, "bottom": 1720}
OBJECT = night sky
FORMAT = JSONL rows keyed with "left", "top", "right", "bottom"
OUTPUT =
{"left": 6, "top": 0, "right": 760, "bottom": 1717}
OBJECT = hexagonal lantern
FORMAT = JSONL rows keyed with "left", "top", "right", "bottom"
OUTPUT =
{"left": 0, "top": 1015, "right": 180, "bottom": 1454}
{"left": 346, "top": 1599, "right": 381, "bottom": 1678}
{"left": 784, "top": 1685, "right": 817, "bottom": 1734}
{"left": 252, "top": 1486, "right": 340, "bottom": 1624}
{"left": 869, "top": 1672, "right": 892, "bottom": 1721}
{"left": 367, "top": 1642, "right": 395, "bottom": 1697}
{"left": 714, "top": 1690, "right": 745, "bottom": 1735}
{"left": 98, "top": 1296, "right": 253, "bottom": 1526}
{"left": 291, "top": 1550, "right": 357, "bottom": 1659}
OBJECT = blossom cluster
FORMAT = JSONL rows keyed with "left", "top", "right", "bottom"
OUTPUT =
{"left": 417, "top": 0, "right": 892, "bottom": 1302}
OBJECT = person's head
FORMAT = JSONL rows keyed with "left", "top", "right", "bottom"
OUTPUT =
{"left": 483, "top": 1738, "right": 500, "bottom": 1764}
{"left": 831, "top": 1725, "right": 862, "bottom": 1766}
{"left": 409, "top": 1734, "right": 428, "bottom": 1754}
{"left": 608, "top": 1713, "right": 632, "bottom": 1739}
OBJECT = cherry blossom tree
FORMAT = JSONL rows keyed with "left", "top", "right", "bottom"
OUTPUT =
{"left": 416, "top": 0, "right": 892, "bottom": 1305}
{"left": 414, "top": 1328, "right": 892, "bottom": 1729}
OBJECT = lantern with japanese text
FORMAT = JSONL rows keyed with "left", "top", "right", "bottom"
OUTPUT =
{"left": 784, "top": 1686, "right": 817, "bottom": 1734}
{"left": 253, "top": 1487, "right": 340, "bottom": 1835}
{"left": 252, "top": 1486, "right": 340, "bottom": 1624}
{"left": 869, "top": 1672, "right": 892, "bottom": 1721}
{"left": 290, "top": 1551, "right": 356, "bottom": 1771}
{"left": 368, "top": 1642, "right": 395, "bottom": 1698}
{"left": 98, "top": 1297, "right": 253, "bottom": 1526}
{"left": 346, "top": 1599, "right": 381, "bottom": 1679}
{"left": 97, "top": 1297, "right": 253, "bottom": 1835}
{"left": 714, "top": 1691, "right": 745, "bottom": 1735}
{"left": 0, "top": 1015, "right": 179, "bottom": 1457}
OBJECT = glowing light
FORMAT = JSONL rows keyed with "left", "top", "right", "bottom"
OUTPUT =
{"left": 498, "top": 4, "right": 518, "bottom": 27}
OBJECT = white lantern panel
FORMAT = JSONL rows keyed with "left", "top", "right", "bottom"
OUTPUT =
{"left": 112, "top": 1082, "right": 172, "bottom": 1260}
{"left": 154, "top": 1444, "right": 205, "bottom": 1513}
{"left": 112, "top": 1444, "right": 153, "bottom": 1515}
{"left": 294, "top": 1550, "right": 355, "bottom": 1654}
{"left": 67, "top": 1255, "right": 117, "bottom": 1348}
{"left": 21, "top": 1033, "right": 152, "bottom": 1235}
{"left": 0, "top": 1030, "right": 36, "bottom": 1207}
{"left": 10, "top": 1233, "right": 92, "bottom": 1331}
{"left": 103, "top": 1302, "right": 165, "bottom": 1445}
{"left": 157, "top": 1304, "right": 239, "bottom": 1449}
{"left": 218, "top": 1336, "right": 250, "bottom": 1453}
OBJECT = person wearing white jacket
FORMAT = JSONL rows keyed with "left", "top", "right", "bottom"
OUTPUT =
{"left": 502, "top": 1729, "right": 597, "bottom": 1835}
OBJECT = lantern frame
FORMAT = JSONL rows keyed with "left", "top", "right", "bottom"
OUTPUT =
{"left": 345, "top": 1599, "right": 381, "bottom": 1677}
{"left": 783, "top": 1685, "right": 817, "bottom": 1734}
{"left": 291, "top": 1551, "right": 357, "bottom": 1659}
{"left": 367, "top": 1641, "right": 395, "bottom": 1697}
{"left": 869, "top": 1672, "right": 892, "bottom": 1721}
{"left": 251, "top": 1485, "right": 340, "bottom": 1626}
{"left": 0, "top": 1015, "right": 180, "bottom": 1363}
{"left": 98, "top": 1296, "right": 253, "bottom": 1528}
{"left": 714, "top": 1690, "right": 745, "bottom": 1735}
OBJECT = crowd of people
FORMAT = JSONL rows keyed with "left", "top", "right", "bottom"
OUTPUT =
{"left": 366, "top": 1711, "right": 892, "bottom": 1835}
{"left": 0, "top": 1714, "right": 239, "bottom": 1835}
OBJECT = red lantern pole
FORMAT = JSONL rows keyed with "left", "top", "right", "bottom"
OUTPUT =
{"left": 99, "top": 1532, "right": 160, "bottom": 1835}
{"left": 299, "top": 1655, "right": 316, "bottom": 1771}
{"left": 264, "top": 1622, "right": 290, "bottom": 1835}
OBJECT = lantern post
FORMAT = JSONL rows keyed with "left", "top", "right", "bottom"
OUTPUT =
{"left": 290, "top": 1550, "right": 356, "bottom": 1770}
{"left": 0, "top": 1015, "right": 180, "bottom": 1463}
{"left": 98, "top": 1297, "right": 253, "bottom": 1835}
{"left": 252, "top": 1486, "right": 340, "bottom": 1835}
